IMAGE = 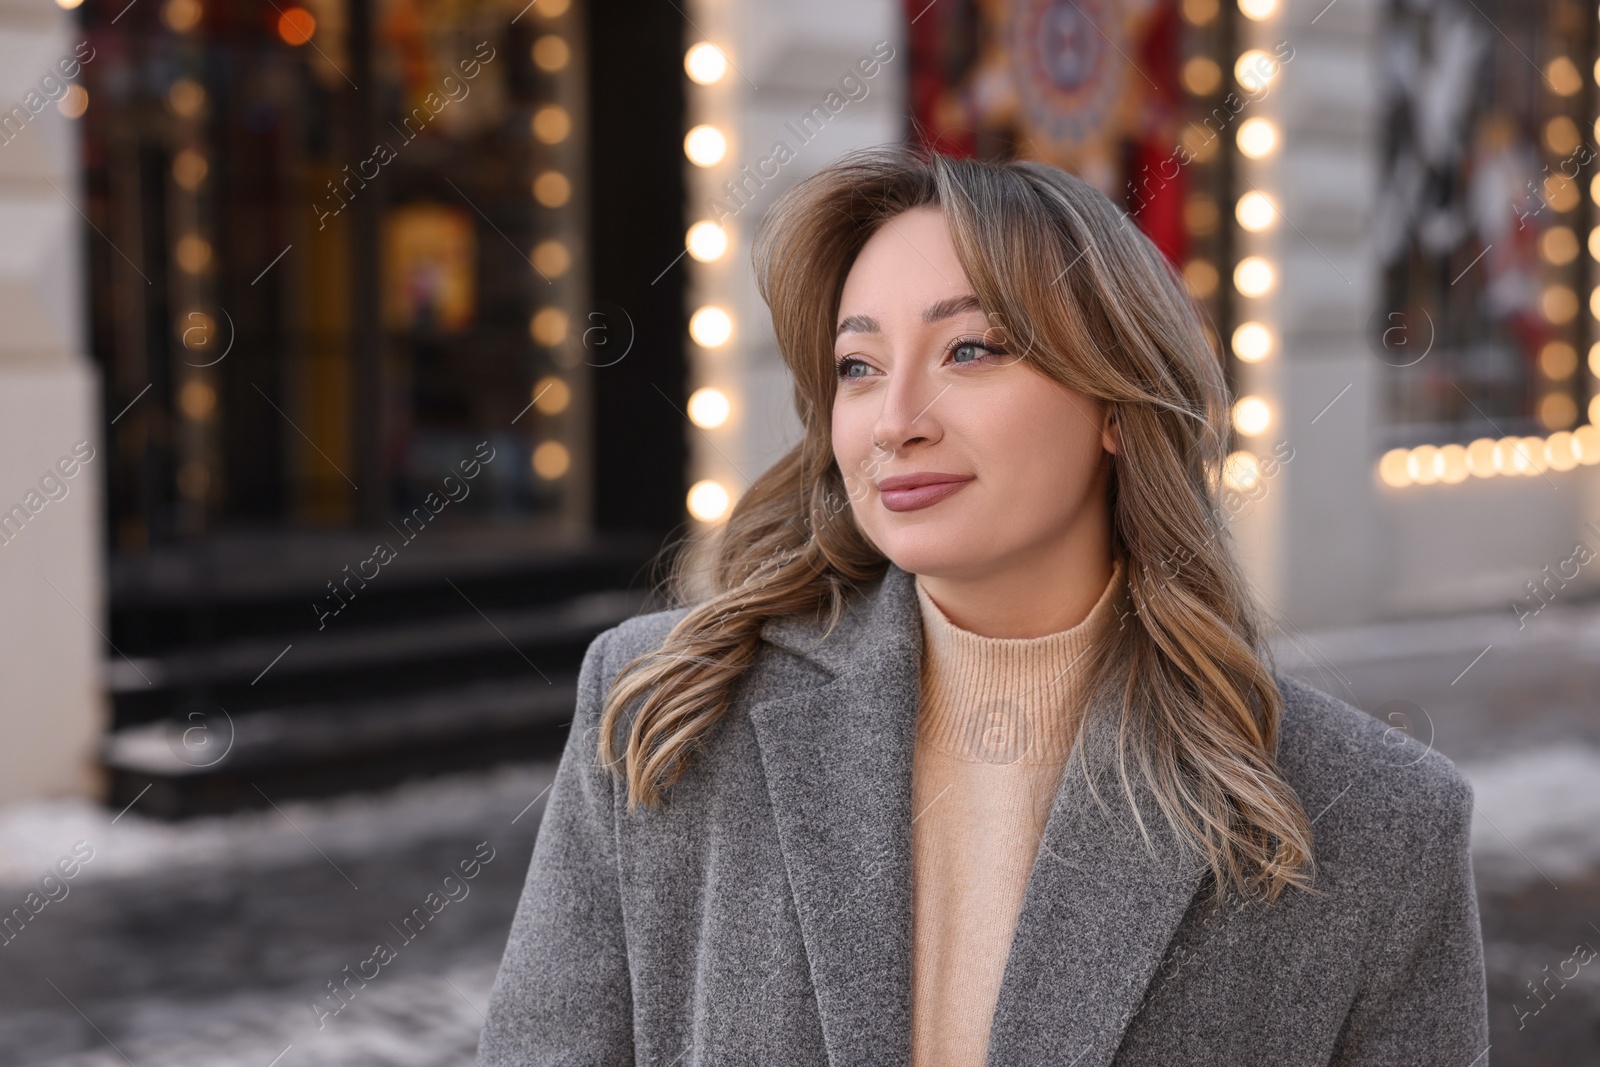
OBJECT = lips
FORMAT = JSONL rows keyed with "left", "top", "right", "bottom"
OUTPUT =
{"left": 875, "top": 472, "right": 974, "bottom": 513}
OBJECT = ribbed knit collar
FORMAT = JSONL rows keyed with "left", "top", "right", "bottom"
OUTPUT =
{"left": 913, "top": 559, "right": 1126, "bottom": 764}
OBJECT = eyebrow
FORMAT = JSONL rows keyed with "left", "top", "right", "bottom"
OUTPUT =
{"left": 835, "top": 293, "right": 985, "bottom": 338}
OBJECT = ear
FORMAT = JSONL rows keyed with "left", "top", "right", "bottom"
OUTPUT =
{"left": 1100, "top": 404, "right": 1120, "bottom": 455}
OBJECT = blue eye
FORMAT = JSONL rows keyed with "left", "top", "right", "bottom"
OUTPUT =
{"left": 952, "top": 342, "right": 987, "bottom": 364}
{"left": 835, "top": 356, "right": 871, "bottom": 380}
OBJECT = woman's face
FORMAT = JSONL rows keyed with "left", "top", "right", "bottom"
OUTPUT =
{"left": 829, "top": 205, "right": 1116, "bottom": 582}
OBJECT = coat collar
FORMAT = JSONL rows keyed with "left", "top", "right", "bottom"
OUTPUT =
{"left": 750, "top": 562, "right": 1209, "bottom": 1067}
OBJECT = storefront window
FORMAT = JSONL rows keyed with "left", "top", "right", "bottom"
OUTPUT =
{"left": 80, "top": 0, "right": 588, "bottom": 550}
{"left": 1374, "top": 0, "right": 1598, "bottom": 447}
{"left": 904, "top": 0, "right": 1244, "bottom": 373}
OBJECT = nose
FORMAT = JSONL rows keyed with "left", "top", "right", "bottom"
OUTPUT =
{"left": 870, "top": 370, "right": 946, "bottom": 457}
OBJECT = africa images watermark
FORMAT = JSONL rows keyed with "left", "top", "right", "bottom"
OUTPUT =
{"left": 0, "top": 40, "right": 95, "bottom": 148}
{"left": 703, "top": 40, "right": 897, "bottom": 226}
{"left": 0, "top": 841, "right": 96, "bottom": 948}
{"left": 309, "top": 840, "right": 496, "bottom": 1029}
{"left": 313, "top": 441, "right": 497, "bottom": 629}
{"left": 313, "top": 40, "right": 498, "bottom": 230}
{"left": 1115, "top": 39, "right": 1296, "bottom": 229}
{"left": 0, "top": 441, "right": 97, "bottom": 549}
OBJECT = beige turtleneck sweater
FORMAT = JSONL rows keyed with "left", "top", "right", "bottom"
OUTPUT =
{"left": 909, "top": 559, "right": 1126, "bottom": 1067}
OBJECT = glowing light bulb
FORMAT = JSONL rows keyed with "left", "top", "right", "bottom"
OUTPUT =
{"left": 1232, "top": 395, "right": 1273, "bottom": 436}
{"left": 1235, "top": 191, "right": 1277, "bottom": 231}
{"left": 1231, "top": 322, "right": 1273, "bottom": 363}
{"left": 688, "top": 387, "right": 732, "bottom": 428}
{"left": 1233, "top": 256, "right": 1276, "bottom": 297}
{"left": 689, "top": 306, "right": 733, "bottom": 347}
{"left": 684, "top": 125, "right": 727, "bottom": 167}
{"left": 685, "top": 43, "right": 729, "bottom": 85}
{"left": 1237, "top": 118, "right": 1279, "bottom": 159}
{"left": 686, "top": 221, "right": 729, "bottom": 262}
{"left": 688, "top": 480, "right": 731, "bottom": 521}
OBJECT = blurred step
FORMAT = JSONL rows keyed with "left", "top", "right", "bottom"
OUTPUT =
{"left": 107, "top": 586, "right": 647, "bottom": 727}
{"left": 99, "top": 532, "right": 675, "bottom": 817}
{"left": 102, "top": 674, "right": 583, "bottom": 819}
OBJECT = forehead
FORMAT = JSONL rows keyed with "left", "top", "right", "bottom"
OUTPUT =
{"left": 837, "top": 206, "right": 974, "bottom": 319}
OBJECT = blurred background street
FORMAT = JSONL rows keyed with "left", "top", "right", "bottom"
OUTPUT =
{"left": 1, "top": 0, "right": 1597, "bottom": 1062}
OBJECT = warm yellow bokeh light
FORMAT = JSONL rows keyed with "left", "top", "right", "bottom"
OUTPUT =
{"left": 1541, "top": 226, "right": 1578, "bottom": 265}
{"left": 1235, "top": 50, "right": 1280, "bottom": 93}
{"left": 1546, "top": 115, "right": 1580, "bottom": 156}
{"left": 1181, "top": 0, "right": 1219, "bottom": 24}
{"left": 1438, "top": 444, "right": 1470, "bottom": 484}
{"left": 686, "top": 220, "right": 729, "bottom": 262}
{"left": 684, "top": 124, "right": 727, "bottom": 166}
{"left": 533, "top": 170, "right": 571, "bottom": 207}
{"left": 1233, "top": 256, "right": 1276, "bottom": 297}
{"left": 57, "top": 85, "right": 88, "bottom": 119}
{"left": 1183, "top": 194, "right": 1219, "bottom": 236}
{"left": 179, "top": 379, "right": 215, "bottom": 420}
{"left": 1235, "top": 191, "right": 1277, "bottom": 231}
{"left": 685, "top": 42, "right": 729, "bottom": 85}
{"left": 1182, "top": 123, "right": 1220, "bottom": 163}
{"left": 1183, "top": 259, "right": 1219, "bottom": 299}
{"left": 173, "top": 149, "right": 208, "bottom": 189}
{"left": 1182, "top": 57, "right": 1222, "bottom": 96}
{"left": 1222, "top": 451, "right": 1261, "bottom": 491}
{"left": 532, "top": 106, "right": 571, "bottom": 144}
{"left": 689, "top": 306, "right": 733, "bottom": 347}
{"left": 532, "top": 240, "right": 571, "bottom": 278}
{"left": 163, "top": 0, "right": 202, "bottom": 32}
{"left": 168, "top": 78, "right": 206, "bottom": 117}
{"left": 1547, "top": 55, "right": 1583, "bottom": 95}
{"left": 1231, "top": 322, "right": 1273, "bottom": 363}
{"left": 1407, "top": 445, "right": 1443, "bottom": 485}
{"left": 1521, "top": 436, "right": 1552, "bottom": 473}
{"left": 533, "top": 376, "right": 570, "bottom": 415}
{"left": 175, "top": 234, "right": 212, "bottom": 273}
{"left": 1238, "top": 0, "right": 1278, "bottom": 18}
{"left": 1573, "top": 423, "right": 1600, "bottom": 464}
{"left": 532, "top": 441, "right": 571, "bottom": 480}
{"left": 1546, "top": 431, "right": 1579, "bottom": 471}
{"left": 1378, "top": 448, "right": 1412, "bottom": 488}
{"left": 1540, "top": 341, "right": 1578, "bottom": 379}
{"left": 1539, "top": 392, "right": 1578, "bottom": 429}
{"left": 1232, "top": 395, "right": 1273, "bottom": 436}
{"left": 1542, "top": 284, "right": 1578, "bottom": 324}
{"left": 1545, "top": 175, "right": 1579, "bottom": 211}
{"left": 688, "top": 387, "right": 732, "bottom": 429}
{"left": 1465, "top": 438, "right": 1497, "bottom": 478}
{"left": 529, "top": 307, "right": 568, "bottom": 346}
{"left": 532, "top": 35, "right": 570, "bottom": 72}
{"left": 1236, "top": 118, "right": 1279, "bottom": 159}
{"left": 687, "top": 480, "right": 732, "bottom": 522}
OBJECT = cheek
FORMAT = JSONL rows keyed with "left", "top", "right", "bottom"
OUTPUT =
{"left": 981, "top": 384, "right": 1104, "bottom": 488}
{"left": 830, "top": 398, "right": 866, "bottom": 473}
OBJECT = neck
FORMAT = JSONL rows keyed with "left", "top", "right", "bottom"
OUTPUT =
{"left": 914, "top": 529, "right": 1116, "bottom": 639}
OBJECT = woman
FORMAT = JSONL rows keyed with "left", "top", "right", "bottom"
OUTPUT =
{"left": 475, "top": 147, "right": 1488, "bottom": 1066}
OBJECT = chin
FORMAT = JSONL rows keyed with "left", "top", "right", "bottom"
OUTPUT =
{"left": 868, "top": 524, "right": 995, "bottom": 581}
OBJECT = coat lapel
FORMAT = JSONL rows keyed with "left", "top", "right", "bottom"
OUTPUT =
{"left": 749, "top": 563, "right": 1208, "bottom": 1067}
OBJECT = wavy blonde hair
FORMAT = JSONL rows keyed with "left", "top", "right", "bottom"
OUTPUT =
{"left": 600, "top": 145, "right": 1315, "bottom": 905}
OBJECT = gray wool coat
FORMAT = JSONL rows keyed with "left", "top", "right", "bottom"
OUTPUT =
{"left": 474, "top": 563, "right": 1489, "bottom": 1066}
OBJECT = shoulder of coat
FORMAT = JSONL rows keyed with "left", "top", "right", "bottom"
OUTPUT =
{"left": 601, "top": 605, "right": 694, "bottom": 670}
{"left": 1271, "top": 671, "right": 1474, "bottom": 844}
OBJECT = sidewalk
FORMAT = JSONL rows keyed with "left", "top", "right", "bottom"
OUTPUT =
{"left": 0, "top": 595, "right": 1593, "bottom": 1066}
